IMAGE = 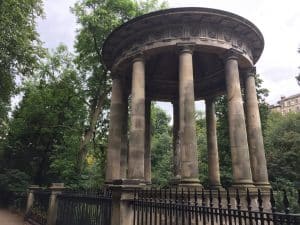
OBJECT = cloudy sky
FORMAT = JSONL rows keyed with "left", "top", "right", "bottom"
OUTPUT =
{"left": 36, "top": 0, "right": 300, "bottom": 113}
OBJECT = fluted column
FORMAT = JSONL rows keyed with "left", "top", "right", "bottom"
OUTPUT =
{"left": 224, "top": 49, "right": 253, "bottom": 187}
{"left": 144, "top": 99, "right": 151, "bottom": 184}
{"left": 105, "top": 77, "right": 124, "bottom": 183}
{"left": 205, "top": 98, "right": 222, "bottom": 188}
{"left": 120, "top": 96, "right": 128, "bottom": 179}
{"left": 178, "top": 43, "right": 200, "bottom": 186}
{"left": 173, "top": 100, "right": 180, "bottom": 178}
{"left": 244, "top": 67, "right": 270, "bottom": 188}
{"left": 128, "top": 57, "right": 145, "bottom": 181}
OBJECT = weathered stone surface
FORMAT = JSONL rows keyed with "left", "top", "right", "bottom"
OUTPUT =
{"left": 224, "top": 52, "right": 254, "bottom": 187}
{"left": 206, "top": 98, "right": 222, "bottom": 188}
{"left": 106, "top": 78, "right": 125, "bottom": 183}
{"left": 178, "top": 45, "right": 200, "bottom": 186}
{"left": 128, "top": 58, "right": 145, "bottom": 181}
{"left": 144, "top": 100, "right": 151, "bottom": 184}
{"left": 244, "top": 68, "right": 270, "bottom": 188}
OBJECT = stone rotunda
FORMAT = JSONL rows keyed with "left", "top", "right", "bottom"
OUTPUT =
{"left": 102, "top": 7, "right": 270, "bottom": 189}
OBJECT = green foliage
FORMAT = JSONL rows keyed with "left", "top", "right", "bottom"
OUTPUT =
{"left": 0, "top": 0, "right": 44, "bottom": 118}
{"left": 195, "top": 111, "right": 208, "bottom": 186}
{"left": 71, "top": 0, "right": 167, "bottom": 173}
{"left": 0, "top": 169, "right": 30, "bottom": 192}
{"left": 0, "top": 45, "right": 87, "bottom": 187}
{"left": 215, "top": 96, "right": 233, "bottom": 187}
{"left": 151, "top": 103, "right": 172, "bottom": 186}
{"left": 265, "top": 112, "right": 300, "bottom": 188}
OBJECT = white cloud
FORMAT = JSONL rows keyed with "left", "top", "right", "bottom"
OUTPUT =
{"left": 37, "top": 0, "right": 77, "bottom": 51}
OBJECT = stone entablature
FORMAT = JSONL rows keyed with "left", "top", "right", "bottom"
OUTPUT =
{"left": 103, "top": 8, "right": 264, "bottom": 72}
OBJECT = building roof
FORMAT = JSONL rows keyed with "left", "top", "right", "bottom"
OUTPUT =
{"left": 102, "top": 7, "right": 264, "bottom": 70}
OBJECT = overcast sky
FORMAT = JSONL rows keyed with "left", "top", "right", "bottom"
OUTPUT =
{"left": 36, "top": 0, "right": 300, "bottom": 114}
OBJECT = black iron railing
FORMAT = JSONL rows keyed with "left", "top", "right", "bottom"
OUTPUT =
{"left": 132, "top": 188, "right": 300, "bottom": 225}
{"left": 25, "top": 189, "right": 51, "bottom": 225}
{"left": 56, "top": 189, "right": 112, "bottom": 225}
{"left": 8, "top": 191, "right": 27, "bottom": 213}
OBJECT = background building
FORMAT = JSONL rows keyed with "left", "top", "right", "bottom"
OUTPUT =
{"left": 270, "top": 93, "right": 300, "bottom": 114}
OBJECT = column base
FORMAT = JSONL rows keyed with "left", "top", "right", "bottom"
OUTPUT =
{"left": 209, "top": 184, "right": 224, "bottom": 190}
{"left": 254, "top": 182, "right": 271, "bottom": 190}
{"left": 169, "top": 177, "right": 181, "bottom": 186}
{"left": 112, "top": 179, "right": 143, "bottom": 186}
{"left": 178, "top": 178, "right": 203, "bottom": 190}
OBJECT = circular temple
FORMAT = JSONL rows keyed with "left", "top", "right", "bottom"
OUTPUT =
{"left": 102, "top": 7, "right": 264, "bottom": 101}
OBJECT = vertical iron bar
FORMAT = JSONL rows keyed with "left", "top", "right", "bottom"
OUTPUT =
{"left": 247, "top": 189, "right": 253, "bottom": 225}
{"left": 164, "top": 188, "right": 167, "bottom": 225}
{"left": 218, "top": 189, "right": 223, "bottom": 225}
{"left": 202, "top": 189, "right": 206, "bottom": 225}
{"left": 236, "top": 189, "right": 242, "bottom": 225}
{"left": 182, "top": 188, "right": 185, "bottom": 225}
{"left": 227, "top": 188, "right": 232, "bottom": 225}
{"left": 169, "top": 188, "right": 172, "bottom": 225}
{"left": 159, "top": 188, "right": 162, "bottom": 225}
{"left": 175, "top": 188, "right": 179, "bottom": 225}
{"left": 188, "top": 188, "right": 192, "bottom": 225}
{"left": 194, "top": 189, "right": 199, "bottom": 225}
{"left": 258, "top": 189, "right": 265, "bottom": 225}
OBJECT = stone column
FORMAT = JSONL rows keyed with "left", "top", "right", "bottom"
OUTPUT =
{"left": 106, "top": 77, "right": 124, "bottom": 183}
{"left": 25, "top": 185, "right": 40, "bottom": 215}
{"left": 128, "top": 57, "right": 145, "bottom": 181}
{"left": 120, "top": 96, "right": 128, "bottom": 179}
{"left": 224, "top": 49, "right": 253, "bottom": 187}
{"left": 46, "top": 183, "right": 64, "bottom": 225}
{"left": 205, "top": 98, "right": 222, "bottom": 189}
{"left": 244, "top": 67, "right": 270, "bottom": 188}
{"left": 172, "top": 100, "right": 180, "bottom": 179}
{"left": 178, "top": 43, "right": 200, "bottom": 186}
{"left": 144, "top": 99, "right": 151, "bottom": 184}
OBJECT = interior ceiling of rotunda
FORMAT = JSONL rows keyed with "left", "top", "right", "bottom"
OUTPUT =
{"left": 123, "top": 50, "right": 230, "bottom": 102}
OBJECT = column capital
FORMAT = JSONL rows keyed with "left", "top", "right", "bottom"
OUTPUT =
{"left": 205, "top": 96, "right": 215, "bottom": 104}
{"left": 132, "top": 52, "right": 145, "bottom": 63}
{"left": 176, "top": 42, "right": 196, "bottom": 54}
{"left": 241, "top": 66, "right": 256, "bottom": 78}
{"left": 222, "top": 48, "right": 242, "bottom": 62}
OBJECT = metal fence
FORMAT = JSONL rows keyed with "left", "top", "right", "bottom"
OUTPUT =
{"left": 25, "top": 189, "right": 51, "bottom": 225}
{"left": 8, "top": 191, "right": 27, "bottom": 213}
{"left": 55, "top": 189, "right": 112, "bottom": 225}
{"left": 132, "top": 188, "right": 300, "bottom": 225}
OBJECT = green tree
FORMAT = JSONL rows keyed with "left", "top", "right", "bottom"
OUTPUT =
{"left": 195, "top": 111, "right": 208, "bottom": 186}
{"left": 0, "top": 0, "right": 44, "bottom": 126}
{"left": 151, "top": 103, "right": 172, "bottom": 186}
{"left": 264, "top": 112, "right": 300, "bottom": 189}
{"left": 72, "top": 0, "right": 167, "bottom": 174}
{"left": 0, "top": 45, "right": 87, "bottom": 186}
